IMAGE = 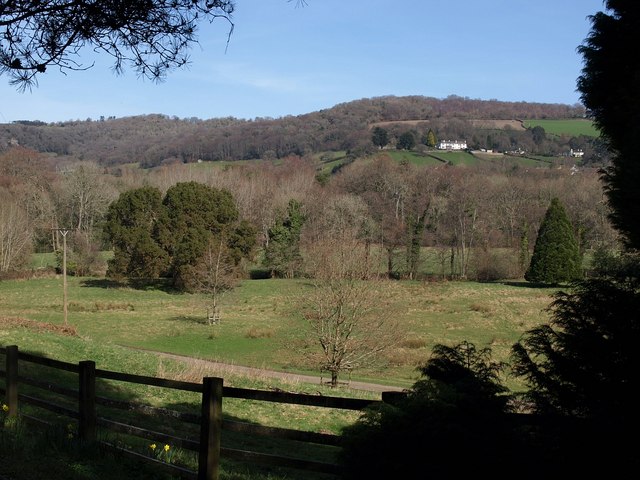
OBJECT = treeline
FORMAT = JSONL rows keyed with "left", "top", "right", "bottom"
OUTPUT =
{"left": 0, "top": 96, "right": 593, "bottom": 169}
{"left": 0, "top": 145, "right": 616, "bottom": 281}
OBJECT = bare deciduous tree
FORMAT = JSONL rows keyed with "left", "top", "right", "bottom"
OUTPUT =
{"left": 61, "top": 162, "right": 115, "bottom": 233}
{"left": 186, "top": 233, "right": 239, "bottom": 326}
{"left": 302, "top": 196, "right": 403, "bottom": 386}
{"left": 0, "top": 192, "right": 33, "bottom": 273}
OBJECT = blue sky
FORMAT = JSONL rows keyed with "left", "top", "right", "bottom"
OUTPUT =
{"left": 0, "top": 0, "right": 605, "bottom": 123}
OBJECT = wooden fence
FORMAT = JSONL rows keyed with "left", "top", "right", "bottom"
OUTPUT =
{"left": 0, "top": 345, "right": 390, "bottom": 479}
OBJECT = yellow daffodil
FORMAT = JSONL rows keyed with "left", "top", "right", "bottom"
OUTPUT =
{"left": 164, "top": 444, "right": 170, "bottom": 452}
{"left": 150, "top": 443, "right": 157, "bottom": 451}
{"left": 2, "top": 404, "right": 9, "bottom": 412}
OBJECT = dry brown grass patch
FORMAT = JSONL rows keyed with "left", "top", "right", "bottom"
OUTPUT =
{"left": 469, "top": 302, "right": 495, "bottom": 315}
{"left": 400, "top": 337, "right": 428, "bottom": 349}
{"left": 245, "top": 327, "right": 275, "bottom": 339}
{"left": 0, "top": 316, "right": 78, "bottom": 336}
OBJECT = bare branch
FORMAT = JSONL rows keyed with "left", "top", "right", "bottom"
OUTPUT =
{"left": 1, "top": 1, "right": 235, "bottom": 87}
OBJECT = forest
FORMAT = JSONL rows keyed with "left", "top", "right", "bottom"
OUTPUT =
{"left": 0, "top": 140, "right": 615, "bottom": 284}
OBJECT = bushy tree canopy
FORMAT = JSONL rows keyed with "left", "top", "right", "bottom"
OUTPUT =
{"left": 525, "top": 197, "right": 582, "bottom": 284}
{"left": 396, "top": 131, "right": 416, "bottom": 150}
{"left": 512, "top": 279, "right": 640, "bottom": 419}
{"left": 157, "top": 181, "right": 239, "bottom": 285}
{"left": 104, "top": 182, "right": 254, "bottom": 288}
{"left": 104, "top": 186, "right": 168, "bottom": 278}
{"left": 263, "top": 199, "right": 305, "bottom": 278}
{"left": 371, "top": 126, "right": 389, "bottom": 149}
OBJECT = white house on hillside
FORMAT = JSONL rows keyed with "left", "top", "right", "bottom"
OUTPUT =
{"left": 570, "top": 148, "right": 584, "bottom": 157}
{"left": 437, "top": 140, "right": 467, "bottom": 150}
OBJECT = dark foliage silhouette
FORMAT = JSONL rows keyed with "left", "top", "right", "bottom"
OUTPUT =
{"left": 340, "top": 342, "right": 524, "bottom": 480}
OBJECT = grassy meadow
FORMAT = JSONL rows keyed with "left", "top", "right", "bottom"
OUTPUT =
{"left": 1, "top": 272, "right": 558, "bottom": 391}
{"left": 1, "top": 255, "right": 561, "bottom": 478}
{"left": 523, "top": 118, "right": 599, "bottom": 137}
{"left": 1, "top": 277, "right": 372, "bottom": 479}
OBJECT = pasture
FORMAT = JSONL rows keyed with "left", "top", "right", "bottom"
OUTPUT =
{"left": 1, "top": 274, "right": 557, "bottom": 391}
{"left": 523, "top": 118, "right": 599, "bottom": 137}
{"left": 1, "top": 272, "right": 559, "bottom": 478}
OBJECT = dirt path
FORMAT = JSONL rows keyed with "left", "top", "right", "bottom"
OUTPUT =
{"left": 130, "top": 347, "right": 406, "bottom": 394}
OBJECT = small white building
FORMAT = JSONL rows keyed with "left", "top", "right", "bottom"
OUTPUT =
{"left": 437, "top": 140, "right": 467, "bottom": 150}
{"left": 570, "top": 148, "right": 584, "bottom": 157}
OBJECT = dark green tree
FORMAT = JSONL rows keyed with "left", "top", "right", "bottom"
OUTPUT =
{"left": 577, "top": 1, "right": 640, "bottom": 249}
{"left": 103, "top": 186, "right": 168, "bottom": 279}
{"left": 525, "top": 198, "right": 582, "bottom": 284}
{"left": 531, "top": 125, "right": 546, "bottom": 145}
{"left": 263, "top": 199, "right": 306, "bottom": 278}
{"left": 510, "top": 4, "right": 640, "bottom": 476}
{"left": 511, "top": 279, "right": 640, "bottom": 476}
{"left": 396, "top": 131, "right": 416, "bottom": 150}
{"left": 508, "top": 6, "right": 640, "bottom": 472}
{"left": 157, "top": 181, "right": 241, "bottom": 287}
{"left": 105, "top": 182, "right": 255, "bottom": 289}
{"left": 371, "top": 127, "right": 389, "bottom": 149}
{"left": 512, "top": 279, "right": 640, "bottom": 419}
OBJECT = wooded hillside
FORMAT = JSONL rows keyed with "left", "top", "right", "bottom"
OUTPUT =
{"left": 0, "top": 95, "right": 595, "bottom": 168}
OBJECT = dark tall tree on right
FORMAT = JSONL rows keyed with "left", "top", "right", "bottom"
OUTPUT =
{"left": 577, "top": 0, "right": 640, "bottom": 250}
{"left": 511, "top": 4, "right": 640, "bottom": 475}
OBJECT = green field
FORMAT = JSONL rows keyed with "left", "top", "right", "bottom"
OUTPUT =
{"left": 1, "top": 275, "right": 557, "bottom": 390}
{"left": 383, "top": 150, "right": 443, "bottom": 166}
{"left": 385, "top": 150, "right": 478, "bottom": 166}
{"left": 1, "top": 272, "right": 560, "bottom": 478}
{"left": 426, "top": 150, "right": 477, "bottom": 165}
{"left": 523, "top": 118, "right": 600, "bottom": 137}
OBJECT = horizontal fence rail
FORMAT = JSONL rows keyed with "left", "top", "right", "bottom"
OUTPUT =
{"left": 1, "top": 345, "right": 387, "bottom": 479}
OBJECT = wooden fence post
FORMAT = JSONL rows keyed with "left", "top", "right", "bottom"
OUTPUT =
{"left": 79, "top": 360, "right": 97, "bottom": 442}
{"left": 198, "top": 377, "right": 223, "bottom": 480}
{"left": 5, "top": 345, "right": 18, "bottom": 417}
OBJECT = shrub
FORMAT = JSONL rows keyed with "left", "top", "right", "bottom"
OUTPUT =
{"left": 340, "top": 342, "right": 524, "bottom": 479}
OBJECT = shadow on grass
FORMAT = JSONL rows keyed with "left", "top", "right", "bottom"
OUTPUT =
{"left": 81, "top": 278, "right": 181, "bottom": 294}
{"left": 500, "top": 280, "right": 564, "bottom": 289}
{"left": 171, "top": 315, "right": 209, "bottom": 325}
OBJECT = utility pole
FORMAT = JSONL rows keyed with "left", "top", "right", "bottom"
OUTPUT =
{"left": 53, "top": 228, "right": 70, "bottom": 326}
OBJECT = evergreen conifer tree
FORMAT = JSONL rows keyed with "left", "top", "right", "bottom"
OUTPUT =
{"left": 426, "top": 129, "right": 438, "bottom": 148}
{"left": 525, "top": 198, "right": 582, "bottom": 284}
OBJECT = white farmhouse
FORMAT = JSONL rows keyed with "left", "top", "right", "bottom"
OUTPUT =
{"left": 437, "top": 140, "right": 467, "bottom": 150}
{"left": 570, "top": 148, "right": 585, "bottom": 157}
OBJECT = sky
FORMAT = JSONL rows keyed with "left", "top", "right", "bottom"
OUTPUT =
{"left": 0, "top": 0, "right": 606, "bottom": 123}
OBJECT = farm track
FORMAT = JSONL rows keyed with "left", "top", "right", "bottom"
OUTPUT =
{"left": 126, "top": 346, "right": 405, "bottom": 393}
